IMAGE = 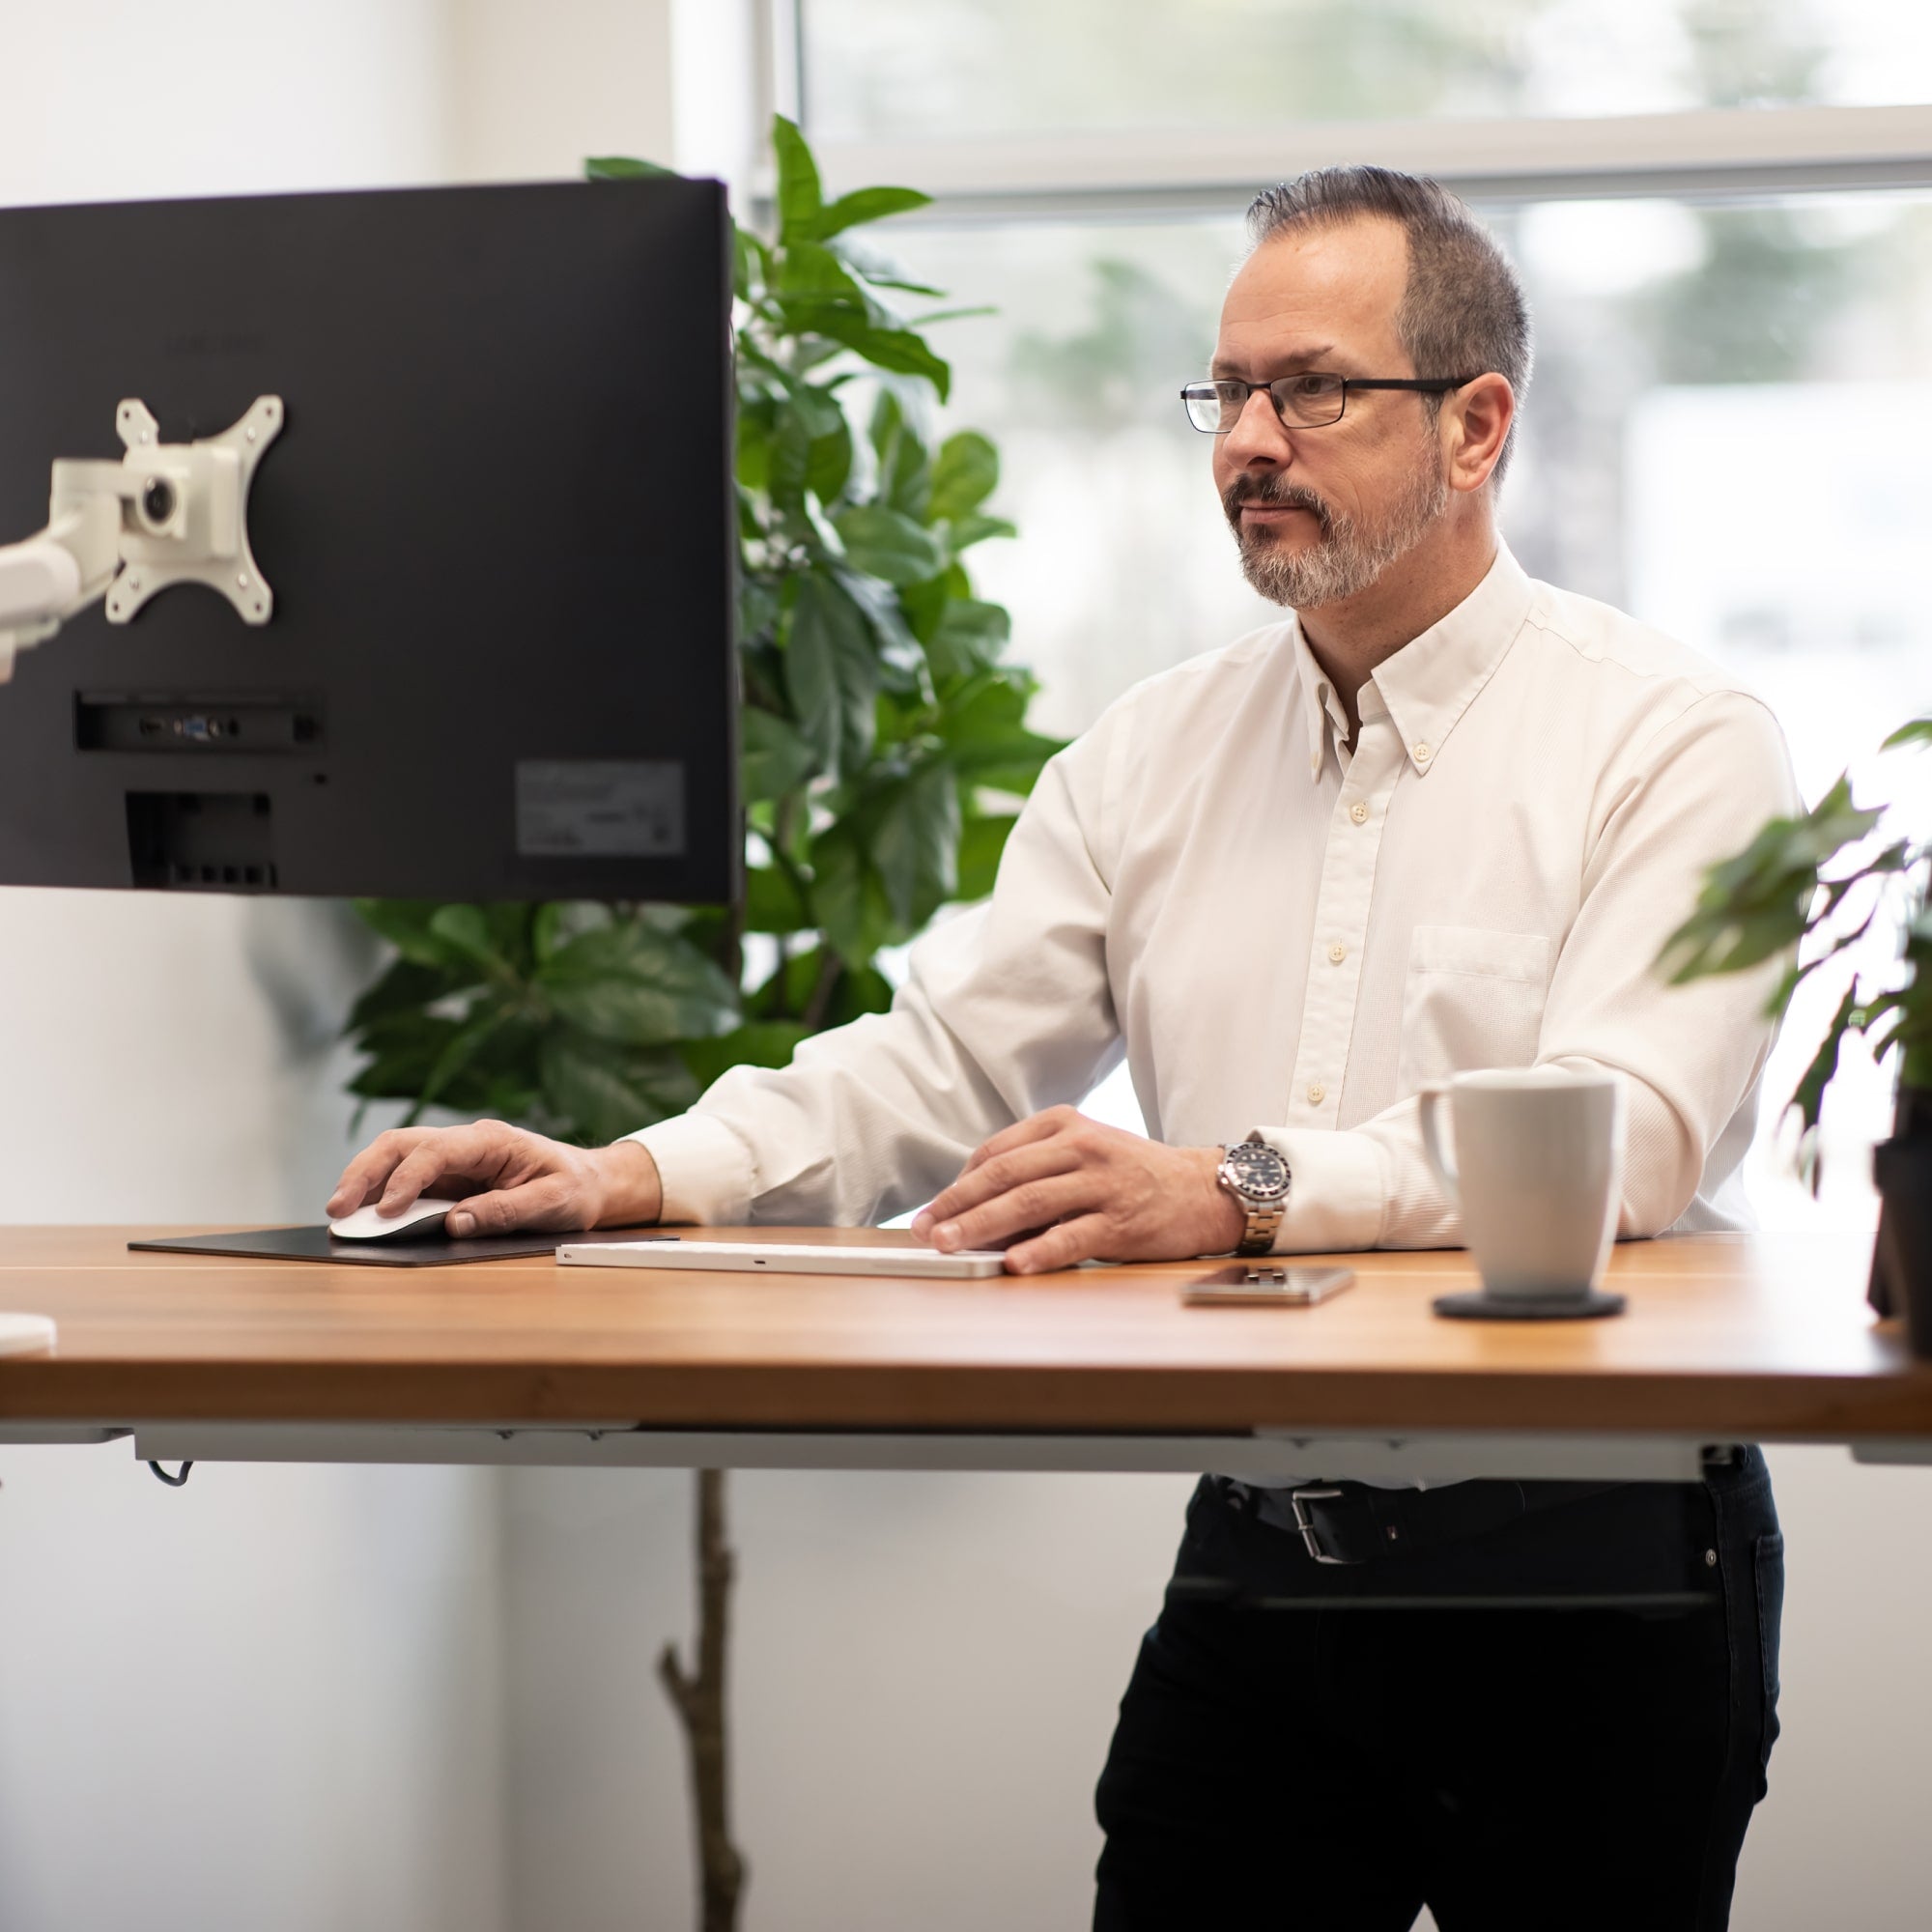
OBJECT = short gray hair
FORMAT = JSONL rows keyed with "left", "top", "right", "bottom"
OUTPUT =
{"left": 1246, "top": 165, "right": 1531, "bottom": 484}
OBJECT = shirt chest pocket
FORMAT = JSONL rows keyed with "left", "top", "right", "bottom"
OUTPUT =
{"left": 1395, "top": 924, "right": 1553, "bottom": 1095}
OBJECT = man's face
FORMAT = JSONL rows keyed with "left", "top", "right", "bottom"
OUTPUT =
{"left": 1211, "top": 216, "right": 1449, "bottom": 610}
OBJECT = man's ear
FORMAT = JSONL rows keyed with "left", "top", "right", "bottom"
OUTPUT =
{"left": 1446, "top": 374, "right": 1514, "bottom": 494}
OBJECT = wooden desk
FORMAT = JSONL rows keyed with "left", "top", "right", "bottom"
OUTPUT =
{"left": 1, "top": 1225, "right": 1928, "bottom": 1482}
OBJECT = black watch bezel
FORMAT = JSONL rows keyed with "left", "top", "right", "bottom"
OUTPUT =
{"left": 1221, "top": 1140, "right": 1290, "bottom": 1204}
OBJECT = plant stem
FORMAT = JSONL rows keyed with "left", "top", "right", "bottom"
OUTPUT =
{"left": 658, "top": 1468, "right": 746, "bottom": 1932}
{"left": 801, "top": 951, "right": 843, "bottom": 1033}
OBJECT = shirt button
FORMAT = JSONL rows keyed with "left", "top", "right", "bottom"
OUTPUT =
{"left": 1413, "top": 741, "right": 1433, "bottom": 764}
{"left": 1307, "top": 1082, "right": 1325, "bottom": 1106}
{"left": 1350, "top": 801, "right": 1368, "bottom": 824}
{"left": 1327, "top": 942, "right": 1346, "bottom": 964}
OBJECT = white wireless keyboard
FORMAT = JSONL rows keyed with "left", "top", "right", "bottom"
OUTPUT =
{"left": 555, "top": 1238, "right": 1009, "bottom": 1279}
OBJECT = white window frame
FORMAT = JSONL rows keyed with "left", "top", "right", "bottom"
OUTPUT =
{"left": 772, "top": 0, "right": 1932, "bottom": 216}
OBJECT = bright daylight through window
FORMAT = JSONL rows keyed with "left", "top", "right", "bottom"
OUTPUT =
{"left": 800, "top": 0, "right": 1932, "bottom": 1231}
{"left": 806, "top": 0, "right": 1932, "bottom": 137}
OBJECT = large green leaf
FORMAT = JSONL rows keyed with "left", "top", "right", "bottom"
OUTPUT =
{"left": 355, "top": 898, "right": 474, "bottom": 972}
{"left": 743, "top": 864, "right": 811, "bottom": 934}
{"left": 785, "top": 575, "right": 878, "bottom": 775}
{"left": 832, "top": 234, "right": 946, "bottom": 296}
{"left": 809, "top": 309, "right": 952, "bottom": 401}
{"left": 944, "top": 512, "right": 1017, "bottom": 554}
{"left": 733, "top": 227, "right": 767, "bottom": 303}
{"left": 406, "top": 1005, "right": 519, "bottom": 1123}
{"left": 810, "top": 821, "right": 897, "bottom": 967}
{"left": 538, "top": 922, "right": 739, "bottom": 1045}
{"left": 740, "top": 706, "right": 817, "bottom": 802}
{"left": 771, "top": 115, "right": 823, "bottom": 243}
{"left": 1786, "top": 981, "right": 1865, "bottom": 1191}
{"left": 937, "top": 670, "right": 1064, "bottom": 783}
{"left": 348, "top": 957, "right": 456, "bottom": 1031}
{"left": 955, "top": 812, "right": 1018, "bottom": 902}
{"left": 928, "top": 432, "right": 999, "bottom": 521}
{"left": 833, "top": 567, "right": 924, "bottom": 681}
{"left": 1656, "top": 774, "right": 1884, "bottom": 984}
{"left": 833, "top": 504, "right": 948, "bottom": 586}
{"left": 869, "top": 761, "right": 961, "bottom": 927}
{"left": 814, "top": 185, "right": 933, "bottom": 239}
{"left": 926, "top": 597, "right": 1012, "bottom": 682}
{"left": 868, "top": 390, "right": 932, "bottom": 518}
{"left": 428, "top": 904, "right": 504, "bottom": 975}
{"left": 778, "top": 238, "right": 867, "bottom": 301}
{"left": 539, "top": 1033, "right": 699, "bottom": 1145}
{"left": 348, "top": 1010, "right": 469, "bottom": 1100}
{"left": 806, "top": 415, "right": 855, "bottom": 504}
{"left": 735, "top": 404, "right": 775, "bottom": 493}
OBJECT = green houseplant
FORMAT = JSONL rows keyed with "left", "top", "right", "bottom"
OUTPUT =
{"left": 342, "top": 120, "right": 1056, "bottom": 1148}
{"left": 338, "top": 119, "right": 1060, "bottom": 1932}
{"left": 1660, "top": 720, "right": 1932, "bottom": 1342}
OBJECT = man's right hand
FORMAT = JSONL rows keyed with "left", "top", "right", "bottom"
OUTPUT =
{"left": 325, "top": 1121, "right": 663, "bottom": 1237}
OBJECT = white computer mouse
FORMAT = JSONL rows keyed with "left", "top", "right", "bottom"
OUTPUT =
{"left": 327, "top": 1196, "right": 458, "bottom": 1242}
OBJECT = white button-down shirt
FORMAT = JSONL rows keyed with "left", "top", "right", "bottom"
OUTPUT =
{"left": 634, "top": 547, "right": 1800, "bottom": 1251}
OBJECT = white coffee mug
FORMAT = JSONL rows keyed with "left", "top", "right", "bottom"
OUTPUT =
{"left": 1417, "top": 1068, "right": 1626, "bottom": 1303}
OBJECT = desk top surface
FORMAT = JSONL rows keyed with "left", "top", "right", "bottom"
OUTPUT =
{"left": 0, "top": 1224, "right": 1923, "bottom": 1439}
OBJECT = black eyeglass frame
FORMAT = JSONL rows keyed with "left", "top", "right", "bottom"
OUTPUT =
{"left": 1179, "top": 373, "right": 1482, "bottom": 433}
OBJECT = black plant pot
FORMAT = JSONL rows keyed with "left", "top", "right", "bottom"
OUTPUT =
{"left": 1873, "top": 1121, "right": 1932, "bottom": 1358}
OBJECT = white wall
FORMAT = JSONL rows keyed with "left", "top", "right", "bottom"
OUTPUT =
{"left": 444, "top": 0, "right": 676, "bottom": 183}
{"left": 499, "top": 1466, "right": 1192, "bottom": 1931}
{"left": 0, "top": 1453, "right": 508, "bottom": 1932}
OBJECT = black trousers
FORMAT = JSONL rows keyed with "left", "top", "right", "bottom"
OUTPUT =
{"left": 1094, "top": 1453, "right": 1782, "bottom": 1930}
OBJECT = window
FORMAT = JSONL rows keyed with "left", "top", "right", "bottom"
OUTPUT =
{"left": 807, "top": 0, "right": 1932, "bottom": 141}
{"left": 793, "top": 1, "right": 1932, "bottom": 1223}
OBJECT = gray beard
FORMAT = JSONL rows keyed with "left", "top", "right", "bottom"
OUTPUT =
{"left": 1228, "top": 462, "right": 1449, "bottom": 611}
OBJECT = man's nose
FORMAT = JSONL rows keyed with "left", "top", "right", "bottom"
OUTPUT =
{"left": 1220, "top": 386, "right": 1293, "bottom": 468}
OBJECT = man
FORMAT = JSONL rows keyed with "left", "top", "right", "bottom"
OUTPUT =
{"left": 329, "top": 167, "right": 1792, "bottom": 1925}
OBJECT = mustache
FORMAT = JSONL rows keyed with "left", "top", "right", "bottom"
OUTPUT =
{"left": 1222, "top": 474, "right": 1335, "bottom": 538}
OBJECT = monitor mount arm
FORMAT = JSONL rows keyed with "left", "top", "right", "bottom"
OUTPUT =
{"left": 0, "top": 395, "right": 283, "bottom": 681}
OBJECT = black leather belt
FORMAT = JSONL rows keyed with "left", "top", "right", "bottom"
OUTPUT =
{"left": 1225, "top": 1476, "right": 1626, "bottom": 1567}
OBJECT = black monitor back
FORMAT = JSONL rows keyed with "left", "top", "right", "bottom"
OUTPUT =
{"left": 0, "top": 179, "right": 738, "bottom": 901}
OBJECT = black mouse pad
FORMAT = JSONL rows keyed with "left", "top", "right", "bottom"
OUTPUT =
{"left": 128, "top": 1227, "right": 678, "bottom": 1267}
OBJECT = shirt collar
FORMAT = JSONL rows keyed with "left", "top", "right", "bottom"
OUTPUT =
{"left": 1368, "top": 545, "right": 1535, "bottom": 777}
{"left": 1290, "top": 624, "right": 1355, "bottom": 781}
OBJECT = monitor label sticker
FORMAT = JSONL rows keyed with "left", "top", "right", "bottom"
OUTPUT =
{"left": 515, "top": 759, "right": 685, "bottom": 858}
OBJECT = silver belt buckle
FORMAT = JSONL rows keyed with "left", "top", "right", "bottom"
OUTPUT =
{"left": 1288, "top": 1484, "right": 1352, "bottom": 1566}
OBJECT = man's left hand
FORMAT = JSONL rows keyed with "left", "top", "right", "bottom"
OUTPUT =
{"left": 911, "top": 1105, "right": 1246, "bottom": 1274}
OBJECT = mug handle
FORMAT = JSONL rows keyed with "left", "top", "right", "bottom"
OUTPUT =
{"left": 1417, "top": 1084, "right": 1459, "bottom": 1209}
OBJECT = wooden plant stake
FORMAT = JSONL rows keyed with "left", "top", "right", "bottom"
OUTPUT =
{"left": 659, "top": 1467, "right": 747, "bottom": 1932}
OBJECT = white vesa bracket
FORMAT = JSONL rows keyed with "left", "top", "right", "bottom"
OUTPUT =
{"left": 100, "top": 396, "right": 283, "bottom": 625}
{"left": 0, "top": 393, "right": 285, "bottom": 680}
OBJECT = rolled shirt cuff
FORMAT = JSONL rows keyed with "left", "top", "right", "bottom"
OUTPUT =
{"left": 1245, "top": 1125, "right": 1387, "bottom": 1253}
{"left": 625, "top": 1111, "right": 754, "bottom": 1227}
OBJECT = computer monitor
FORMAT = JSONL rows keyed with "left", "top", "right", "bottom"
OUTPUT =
{"left": 0, "top": 179, "right": 738, "bottom": 902}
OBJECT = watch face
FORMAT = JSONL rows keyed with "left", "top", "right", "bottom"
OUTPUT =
{"left": 1223, "top": 1143, "right": 1290, "bottom": 1202}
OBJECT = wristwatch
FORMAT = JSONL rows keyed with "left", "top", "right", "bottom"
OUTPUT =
{"left": 1216, "top": 1133, "right": 1291, "bottom": 1257}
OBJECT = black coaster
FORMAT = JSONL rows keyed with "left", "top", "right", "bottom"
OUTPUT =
{"left": 1433, "top": 1288, "right": 1627, "bottom": 1321}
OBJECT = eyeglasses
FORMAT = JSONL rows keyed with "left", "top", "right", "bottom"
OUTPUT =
{"left": 1180, "top": 372, "right": 1479, "bottom": 434}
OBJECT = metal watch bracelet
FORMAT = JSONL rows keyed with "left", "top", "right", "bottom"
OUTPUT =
{"left": 1217, "top": 1135, "right": 1291, "bottom": 1257}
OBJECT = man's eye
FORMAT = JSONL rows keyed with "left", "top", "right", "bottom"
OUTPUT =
{"left": 1290, "top": 375, "right": 1329, "bottom": 397}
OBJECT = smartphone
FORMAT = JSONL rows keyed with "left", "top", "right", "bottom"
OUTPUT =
{"left": 1181, "top": 1264, "right": 1355, "bottom": 1307}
